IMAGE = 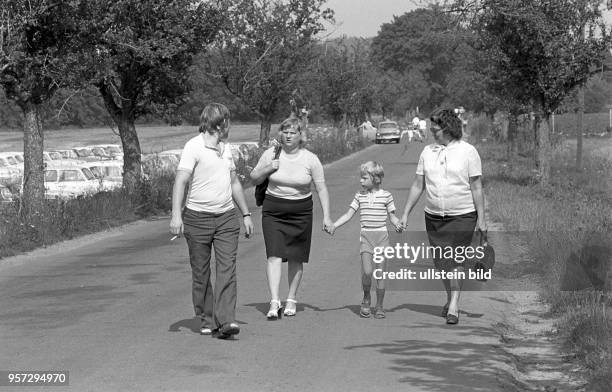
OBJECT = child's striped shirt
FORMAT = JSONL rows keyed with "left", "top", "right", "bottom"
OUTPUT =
{"left": 349, "top": 189, "right": 396, "bottom": 231}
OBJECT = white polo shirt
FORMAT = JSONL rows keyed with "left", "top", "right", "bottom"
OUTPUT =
{"left": 177, "top": 135, "right": 235, "bottom": 213}
{"left": 416, "top": 140, "right": 482, "bottom": 216}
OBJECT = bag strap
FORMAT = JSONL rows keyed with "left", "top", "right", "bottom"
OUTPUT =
{"left": 273, "top": 145, "right": 282, "bottom": 159}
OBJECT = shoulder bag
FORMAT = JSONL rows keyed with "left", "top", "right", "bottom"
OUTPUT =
{"left": 254, "top": 145, "right": 282, "bottom": 206}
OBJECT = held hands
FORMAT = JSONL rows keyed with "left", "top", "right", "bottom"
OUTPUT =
{"left": 322, "top": 217, "right": 335, "bottom": 236}
{"left": 390, "top": 214, "right": 404, "bottom": 232}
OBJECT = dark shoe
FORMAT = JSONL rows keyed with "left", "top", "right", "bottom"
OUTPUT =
{"left": 446, "top": 313, "right": 459, "bottom": 325}
{"left": 217, "top": 322, "right": 240, "bottom": 339}
{"left": 442, "top": 304, "right": 449, "bottom": 318}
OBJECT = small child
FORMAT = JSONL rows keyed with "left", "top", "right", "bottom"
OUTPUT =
{"left": 329, "top": 161, "right": 402, "bottom": 319}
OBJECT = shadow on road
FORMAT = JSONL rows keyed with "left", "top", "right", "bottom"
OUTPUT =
{"left": 344, "top": 325, "right": 509, "bottom": 392}
{"left": 168, "top": 317, "right": 200, "bottom": 333}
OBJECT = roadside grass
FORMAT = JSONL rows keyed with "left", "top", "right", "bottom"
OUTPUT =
{"left": 478, "top": 137, "right": 612, "bottom": 390}
{"left": 0, "top": 126, "right": 368, "bottom": 259}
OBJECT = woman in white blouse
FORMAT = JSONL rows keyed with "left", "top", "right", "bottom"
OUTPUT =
{"left": 399, "top": 108, "right": 487, "bottom": 325}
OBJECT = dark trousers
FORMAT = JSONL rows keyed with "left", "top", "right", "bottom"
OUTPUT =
{"left": 182, "top": 208, "right": 240, "bottom": 329}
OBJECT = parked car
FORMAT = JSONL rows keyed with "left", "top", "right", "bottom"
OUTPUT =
{"left": 84, "top": 144, "right": 123, "bottom": 160}
{"left": 51, "top": 149, "right": 81, "bottom": 160}
{"left": 44, "top": 163, "right": 105, "bottom": 199}
{"left": 0, "top": 153, "right": 20, "bottom": 167}
{"left": 72, "top": 147, "right": 111, "bottom": 162}
{"left": 85, "top": 161, "right": 123, "bottom": 191}
{"left": 375, "top": 120, "right": 401, "bottom": 144}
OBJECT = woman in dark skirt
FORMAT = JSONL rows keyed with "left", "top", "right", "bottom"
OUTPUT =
{"left": 250, "top": 116, "right": 332, "bottom": 319}
{"left": 399, "top": 108, "right": 487, "bottom": 325}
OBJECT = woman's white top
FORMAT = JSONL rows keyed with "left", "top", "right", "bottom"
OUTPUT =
{"left": 416, "top": 140, "right": 481, "bottom": 216}
{"left": 254, "top": 147, "right": 325, "bottom": 200}
{"left": 177, "top": 136, "right": 235, "bottom": 213}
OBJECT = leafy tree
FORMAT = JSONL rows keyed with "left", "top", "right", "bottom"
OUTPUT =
{"left": 0, "top": 0, "right": 94, "bottom": 222}
{"left": 206, "top": 0, "right": 333, "bottom": 146}
{"left": 85, "top": 0, "right": 223, "bottom": 191}
{"left": 471, "top": 0, "right": 611, "bottom": 183}
{"left": 370, "top": 6, "right": 467, "bottom": 111}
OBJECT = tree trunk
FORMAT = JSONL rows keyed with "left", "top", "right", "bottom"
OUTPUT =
{"left": 21, "top": 102, "right": 45, "bottom": 225}
{"left": 536, "top": 114, "right": 552, "bottom": 186}
{"left": 576, "top": 84, "right": 584, "bottom": 171}
{"left": 259, "top": 115, "right": 272, "bottom": 147}
{"left": 116, "top": 115, "right": 143, "bottom": 193}
{"left": 506, "top": 110, "right": 518, "bottom": 161}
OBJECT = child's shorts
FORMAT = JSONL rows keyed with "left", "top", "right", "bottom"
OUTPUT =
{"left": 360, "top": 230, "right": 389, "bottom": 255}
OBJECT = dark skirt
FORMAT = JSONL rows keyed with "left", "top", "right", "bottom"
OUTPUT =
{"left": 262, "top": 194, "right": 313, "bottom": 263}
{"left": 425, "top": 211, "right": 478, "bottom": 272}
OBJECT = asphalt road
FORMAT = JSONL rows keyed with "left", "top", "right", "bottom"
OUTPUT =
{"left": 0, "top": 140, "right": 515, "bottom": 392}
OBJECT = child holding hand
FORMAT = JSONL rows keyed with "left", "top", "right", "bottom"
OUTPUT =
{"left": 329, "top": 161, "right": 402, "bottom": 318}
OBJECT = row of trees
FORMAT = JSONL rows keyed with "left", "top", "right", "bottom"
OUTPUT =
{"left": 2, "top": 0, "right": 611, "bottom": 224}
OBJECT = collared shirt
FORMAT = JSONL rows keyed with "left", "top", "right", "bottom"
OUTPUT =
{"left": 177, "top": 135, "right": 236, "bottom": 213}
{"left": 350, "top": 189, "right": 396, "bottom": 231}
{"left": 416, "top": 140, "right": 481, "bottom": 216}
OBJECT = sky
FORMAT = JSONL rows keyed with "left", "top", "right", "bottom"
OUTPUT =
{"left": 324, "top": 0, "right": 419, "bottom": 38}
{"left": 325, "top": 0, "right": 612, "bottom": 39}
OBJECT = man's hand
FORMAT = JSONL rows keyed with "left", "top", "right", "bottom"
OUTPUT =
{"left": 170, "top": 215, "right": 183, "bottom": 237}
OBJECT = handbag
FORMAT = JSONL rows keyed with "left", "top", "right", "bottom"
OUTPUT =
{"left": 254, "top": 145, "right": 282, "bottom": 206}
{"left": 473, "top": 229, "right": 495, "bottom": 282}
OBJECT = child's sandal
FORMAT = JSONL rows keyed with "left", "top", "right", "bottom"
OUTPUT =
{"left": 374, "top": 306, "right": 386, "bottom": 319}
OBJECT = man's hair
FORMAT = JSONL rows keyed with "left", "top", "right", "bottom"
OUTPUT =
{"left": 430, "top": 108, "right": 462, "bottom": 140}
{"left": 198, "top": 103, "right": 230, "bottom": 134}
{"left": 360, "top": 161, "right": 384, "bottom": 185}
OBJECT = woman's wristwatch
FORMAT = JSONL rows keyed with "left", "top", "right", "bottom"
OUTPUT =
{"left": 242, "top": 212, "right": 252, "bottom": 218}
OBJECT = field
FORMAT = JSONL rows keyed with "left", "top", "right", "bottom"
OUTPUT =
{"left": 0, "top": 123, "right": 277, "bottom": 153}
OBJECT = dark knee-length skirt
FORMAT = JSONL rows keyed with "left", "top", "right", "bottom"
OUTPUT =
{"left": 425, "top": 211, "right": 478, "bottom": 271}
{"left": 262, "top": 194, "right": 313, "bottom": 263}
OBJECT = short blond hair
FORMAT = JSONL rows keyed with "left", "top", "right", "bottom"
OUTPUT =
{"left": 360, "top": 161, "right": 384, "bottom": 185}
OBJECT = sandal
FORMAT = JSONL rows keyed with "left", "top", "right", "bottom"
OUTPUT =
{"left": 374, "top": 306, "right": 386, "bottom": 319}
{"left": 446, "top": 312, "right": 459, "bottom": 325}
{"left": 267, "top": 299, "right": 283, "bottom": 320}
{"left": 283, "top": 299, "right": 297, "bottom": 317}
{"left": 359, "top": 301, "right": 371, "bottom": 318}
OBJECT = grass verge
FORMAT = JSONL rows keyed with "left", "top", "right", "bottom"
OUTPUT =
{"left": 477, "top": 138, "right": 612, "bottom": 391}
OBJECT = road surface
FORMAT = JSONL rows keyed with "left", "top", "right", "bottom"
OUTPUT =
{"left": 0, "top": 140, "right": 516, "bottom": 392}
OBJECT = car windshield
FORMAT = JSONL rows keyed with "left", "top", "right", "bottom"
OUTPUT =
{"left": 45, "top": 170, "right": 58, "bottom": 182}
{"left": 60, "top": 170, "right": 82, "bottom": 181}
{"left": 89, "top": 167, "right": 104, "bottom": 178}
{"left": 81, "top": 168, "right": 95, "bottom": 180}
{"left": 92, "top": 147, "right": 107, "bottom": 156}
{"left": 379, "top": 123, "right": 397, "bottom": 130}
{"left": 15, "top": 155, "right": 24, "bottom": 163}
{"left": 48, "top": 152, "right": 62, "bottom": 160}
{"left": 75, "top": 149, "right": 93, "bottom": 157}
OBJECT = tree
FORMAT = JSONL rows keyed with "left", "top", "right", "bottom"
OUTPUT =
{"left": 470, "top": 0, "right": 611, "bottom": 183}
{"left": 206, "top": 0, "right": 333, "bottom": 146}
{"left": 0, "top": 1, "right": 93, "bottom": 222}
{"left": 370, "top": 6, "right": 467, "bottom": 112}
{"left": 86, "top": 0, "right": 223, "bottom": 191}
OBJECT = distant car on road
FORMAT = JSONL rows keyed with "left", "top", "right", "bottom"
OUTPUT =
{"left": 376, "top": 120, "right": 401, "bottom": 144}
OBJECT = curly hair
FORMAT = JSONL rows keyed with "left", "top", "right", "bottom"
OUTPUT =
{"left": 429, "top": 108, "right": 462, "bottom": 140}
{"left": 360, "top": 161, "right": 384, "bottom": 185}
